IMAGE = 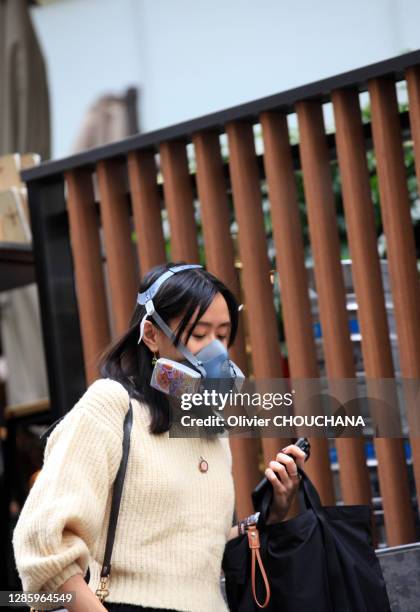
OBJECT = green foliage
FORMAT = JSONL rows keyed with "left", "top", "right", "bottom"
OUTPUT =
{"left": 261, "top": 100, "right": 419, "bottom": 265}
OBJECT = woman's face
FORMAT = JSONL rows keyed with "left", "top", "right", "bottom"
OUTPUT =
{"left": 142, "top": 292, "right": 231, "bottom": 360}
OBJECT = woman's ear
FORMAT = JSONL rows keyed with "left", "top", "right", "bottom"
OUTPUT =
{"left": 141, "top": 320, "right": 159, "bottom": 353}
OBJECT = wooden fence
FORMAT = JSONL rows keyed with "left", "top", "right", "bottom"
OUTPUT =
{"left": 22, "top": 50, "right": 420, "bottom": 547}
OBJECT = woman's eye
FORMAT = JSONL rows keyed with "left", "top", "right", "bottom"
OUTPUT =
{"left": 192, "top": 334, "right": 227, "bottom": 341}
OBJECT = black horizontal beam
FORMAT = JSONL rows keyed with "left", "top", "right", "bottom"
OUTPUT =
{"left": 22, "top": 49, "right": 420, "bottom": 183}
{"left": 90, "top": 110, "right": 411, "bottom": 214}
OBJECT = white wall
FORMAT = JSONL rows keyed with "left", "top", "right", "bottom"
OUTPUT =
{"left": 31, "top": 0, "right": 420, "bottom": 159}
{"left": 31, "top": 0, "right": 143, "bottom": 158}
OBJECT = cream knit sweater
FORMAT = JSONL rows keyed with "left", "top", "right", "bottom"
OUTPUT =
{"left": 13, "top": 378, "right": 236, "bottom": 612}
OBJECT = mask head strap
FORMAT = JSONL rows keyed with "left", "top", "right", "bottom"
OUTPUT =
{"left": 136, "top": 264, "right": 207, "bottom": 375}
{"left": 138, "top": 264, "right": 202, "bottom": 307}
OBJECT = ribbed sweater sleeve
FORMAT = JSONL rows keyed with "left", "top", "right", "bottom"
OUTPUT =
{"left": 12, "top": 379, "right": 127, "bottom": 594}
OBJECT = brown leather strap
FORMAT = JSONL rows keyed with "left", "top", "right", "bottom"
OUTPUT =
{"left": 247, "top": 525, "right": 271, "bottom": 608}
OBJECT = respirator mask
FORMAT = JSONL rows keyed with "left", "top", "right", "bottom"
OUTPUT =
{"left": 137, "top": 264, "right": 245, "bottom": 403}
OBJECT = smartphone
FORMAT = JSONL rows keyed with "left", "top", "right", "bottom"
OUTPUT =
{"left": 251, "top": 437, "right": 310, "bottom": 512}
{"left": 295, "top": 437, "right": 311, "bottom": 461}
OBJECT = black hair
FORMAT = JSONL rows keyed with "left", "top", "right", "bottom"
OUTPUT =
{"left": 98, "top": 261, "right": 239, "bottom": 435}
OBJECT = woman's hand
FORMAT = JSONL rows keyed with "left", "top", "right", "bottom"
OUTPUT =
{"left": 264, "top": 444, "right": 307, "bottom": 524}
{"left": 58, "top": 574, "right": 108, "bottom": 611}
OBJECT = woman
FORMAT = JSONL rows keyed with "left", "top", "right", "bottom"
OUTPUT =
{"left": 13, "top": 262, "right": 306, "bottom": 612}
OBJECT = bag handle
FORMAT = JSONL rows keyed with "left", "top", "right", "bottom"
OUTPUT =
{"left": 297, "top": 467, "right": 323, "bottom": 511}
{"left": 255, "top": 465, "right": 323, "bottom": 525}
{"left": 95, "top": 399, "right": 133, "bottom": 603}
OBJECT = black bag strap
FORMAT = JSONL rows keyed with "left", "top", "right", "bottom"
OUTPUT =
{"left": 100, "top": 399, "right": 133, "bottom": 578}
{"left": 297, "top": 467, "right": 323, "bottom": 511}
{"left": 39, "top": 416, "right": 65, "bottom": 442}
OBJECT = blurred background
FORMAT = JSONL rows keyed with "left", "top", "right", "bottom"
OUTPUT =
{"left": 1, "top": 0, "right": 420, "bottom": 608}
{"left": 26, "top": 0, "right": 420, "bottom": 158}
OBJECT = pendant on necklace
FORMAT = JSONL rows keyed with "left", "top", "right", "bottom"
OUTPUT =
{"left": 199, "top": 456, "right": 209, "bottom": 473}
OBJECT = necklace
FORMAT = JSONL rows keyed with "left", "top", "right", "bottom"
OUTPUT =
{"left": 199, "top": 455, "right": 209, "bottom": 473}
{"left": 168, "top": 398, "right": 209, "bottom": 473}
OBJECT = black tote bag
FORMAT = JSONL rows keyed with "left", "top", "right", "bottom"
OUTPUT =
{"left": 222, "top": 468, "right": 391, "bottom": 612}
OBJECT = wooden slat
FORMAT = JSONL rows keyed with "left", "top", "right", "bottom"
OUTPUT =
{"left": 159, "top": 140, "right": 200, "bottom": 263}
{"left": 406, "top": 66, "right": 420, "bottom": 501}
{"left": 193, "top": 130, "right": 247, "bottom": 372}
{"left": 193, "top": 129, "right": 261, "bottom": 517}
{"left": 332, "top": 87, "right": 416, "bottom": 544}
{"left": 226, "top": 120, "right": 289, "bottom": 466}
{"left": 260, "top": 111, "right": 335, "bottom": 505}
{"left": 406, "top": 66, "right": 420, "bottom": 188}
{"left": 296, "top": 99, "right": 371, "bottom": 506}
{"left": 65, "top": 169, "right": 111, "bottom": 383}
{"left": 127, "top": 149, "right": 166, "bottom": 272}
{"left": 369, "top": 76, "right": 420, "bottom": 510}
{"left": 96, "top": 159, "right": 139, "bottom": 336}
